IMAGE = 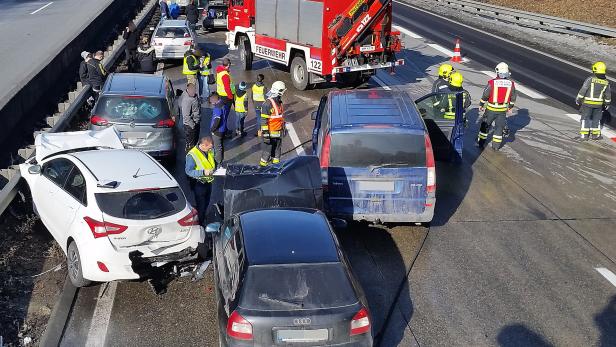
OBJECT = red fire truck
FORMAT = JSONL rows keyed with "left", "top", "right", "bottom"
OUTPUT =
{"left": 225, "top": 0, "right": 404, "bottom": 90}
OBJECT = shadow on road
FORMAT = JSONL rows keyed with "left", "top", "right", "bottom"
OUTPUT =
{"left": 595, "top": 295, "right": 616, "bottom": 347}
{"left": 497, "top": 324, "right": 554, "bottom": 347}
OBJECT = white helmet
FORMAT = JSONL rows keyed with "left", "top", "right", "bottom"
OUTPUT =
{"left": 270, "top": 81, "right": 287, "bottom": 97}
{"left": 495, "top": 62, "right": 510, "bottom": 78}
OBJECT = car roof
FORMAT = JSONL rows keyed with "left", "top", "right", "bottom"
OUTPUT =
{"left": 70, "top": 149, "right": 177, "bottom": 191}
{"left": 102, "top": 73, "right": 166, "bottom": 96}
{"left": 158, "top": 19, "right": 189, "bottom": 27}
{"left": 328, "top": 89, "right": 423, "bottom": 130}
{"left": 239, "top": 209, "right": 340, "bottom": 265}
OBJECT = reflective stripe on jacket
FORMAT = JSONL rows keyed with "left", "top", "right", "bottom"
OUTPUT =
{"left": 479, "top": 78, "right": 517, "bottom": 112}
{"left": 261, "top": 98, "right": 284, "bottom": 137}
{"left": 188, "top": 147, "right": 215, "bottom": 183}
{"left": 577, "top": 76, "right": 611, "bottom": 108}
{"left": 252, "top": 84, "right": 266, "bottom": 102}
{"left": 216, "top": 70, "right": 235, "bottom": 97}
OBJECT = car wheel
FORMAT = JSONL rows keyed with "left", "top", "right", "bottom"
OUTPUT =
{"left": 290, "top": 55, "right": 309, "bottom": 91}
{"left": 239, "top": 36, "right": 253, "bottom": 71}
{"left": 67, "top": 241, "right": 92, "bottom": 288}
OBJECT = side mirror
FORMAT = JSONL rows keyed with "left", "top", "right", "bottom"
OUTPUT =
{"left": 28, "top": 165, "right": 41, "bottom": 175}
{"left": 330, "top": 218, "right": 348, "bottom": 230}
{"left": 311, "top": 111, "right": 318, "bottom": 120}
{"left": 205, "top": 222, "right": 221, "bottom": 234}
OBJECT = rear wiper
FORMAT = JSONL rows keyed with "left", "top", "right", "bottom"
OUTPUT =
{"left": 258, "top": 295, "right": 303, "bottom": 308}
{"left": 369, "top": 162, "right": 407, "bottom": 171}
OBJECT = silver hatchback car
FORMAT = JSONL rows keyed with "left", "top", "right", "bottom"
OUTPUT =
{"left": 90, "top": 73, "right": 177, "bottom": 160}
{"left": 151, "top": 19, "right": 196, "bottom": 60}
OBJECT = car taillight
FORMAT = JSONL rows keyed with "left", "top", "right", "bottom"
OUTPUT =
{"left": 91, "top": 115, "right": 109, "bottom": 126}
{"left": 84, "top": 217, "right": 127, "bottom": 239}
{"left": 178, "top": 208, "right": 199, "bottom": 226}
{"left": 425, "top": 133, "right": 436, "bottom": 193}
{"left": 184, "top": 40, "right": 193, "bottom": 46}
{"left": 350, "top": 307, "right": 371, "bottom": 336}
{"left": 227, "top": 311, "right": 253, "bottom": 340}
{"left": 154, "top": 118, "right": 175, "bottom": 128}
{"left": 320, "top": 133, "right": 331, "bottom": 189}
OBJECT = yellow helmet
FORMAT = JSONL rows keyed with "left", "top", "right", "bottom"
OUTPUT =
{"left": 448, "top": 71, "right": 464, "bottom": 88}
{"left": 592, "top": 61, "right": 607, "bottom": 74}
{"left": 438, "top": 64, "right": 454, "bottom": 78}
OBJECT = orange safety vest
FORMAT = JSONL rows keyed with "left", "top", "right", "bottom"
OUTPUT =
{"left": 267, "top": 98, "right": 284, "bottom": 136}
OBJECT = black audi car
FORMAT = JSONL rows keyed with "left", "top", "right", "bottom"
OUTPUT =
{"left": 206, "top": 157, "right": 372, "bottom": 346}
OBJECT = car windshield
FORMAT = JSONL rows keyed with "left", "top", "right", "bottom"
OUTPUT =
{"left": 155, "top": 27, "right": 190, "bottom": 38}
{"left": 95, "top": 187, "right": 186, "bottom": 220}
{"left": 240, "top": 263, "right": 357, "bottom": 310}
{"left": 330, "top": 132, "right": 426, "bottom": 167}
{"left": 94, "top": 96, "right": 169, "bottom": 123}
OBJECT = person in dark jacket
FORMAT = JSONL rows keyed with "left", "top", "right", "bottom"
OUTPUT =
{"left": 209, "top": 93, "right": 226, "bottom": 165}
{"left": 86, "top": 51, "right": 107, "bottom": 95}
{"left": 122, "top": 21, "right": 139, "bottom": 71}
{"left": 159, "top": 0, "right": 170, "bottom": 20}
{"left": 136, "top": 37, "right": 156, "bottom": 73}
{"left": 79, "top": 51, "right": 92, "bottom": 86}
{"left": 186, "top": 0, "right": 199, "bottom": 31}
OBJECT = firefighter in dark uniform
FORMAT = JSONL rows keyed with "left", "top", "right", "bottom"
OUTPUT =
{"left": 477, "top": 62, "right": 517, "bottom": 151}
{"left": 576, "top": 61, "right": 611, "bottom": 140}
{"left": 259, "top": 81, "right": 287, "bottom": 166}
{"left": 440, "top": 71, "right": 471, "bottom": 120}
{"left": 433, "top": 63, "right": 454, "bottom": 93}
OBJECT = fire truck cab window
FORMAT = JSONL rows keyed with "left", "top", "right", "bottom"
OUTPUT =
{"left": 232, "top": 0, "right": 244, "bottom": 6}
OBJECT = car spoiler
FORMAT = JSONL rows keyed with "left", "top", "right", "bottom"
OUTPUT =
{"left": 223, "top": 156, "right": 323, "bottom": 219}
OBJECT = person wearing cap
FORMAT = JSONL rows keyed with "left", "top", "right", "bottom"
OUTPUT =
{"left": 234, "top": 82, "right": 249, "bottom": 137}
{"left": 576, "top": 61, "right": 611, "bottom": 140}
{"left": 79, "top": 51, "right": 92, "bottom": 87}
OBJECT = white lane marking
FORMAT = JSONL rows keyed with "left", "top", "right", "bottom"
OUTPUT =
{"left": 392, "top": 0, "right": 616, "bottom": 84}
{"left": 567, "top": 113, "right": 616, "bottom": 140}
{"left": 393, "top": 25, "right": 422, "bottom": 39}
{"left": 596, "top": 268, "right": 616, "bottom": 288}
{"left": 481, "top": 71, "right": 547, "bottom": 99}
{"left": 426, "top": 43, "right": 469, "bottom": 63}
{"left": 30, "top": 1, "right": 53, "bottom": 14}
{"left": 373, "top": 76, "right": 392, "bottom": 90}
{"left": 85, "top": 282, "right": 118, "bottom": 347}
{"left": 286, "top": 123, "right": 306, "bottom": 156}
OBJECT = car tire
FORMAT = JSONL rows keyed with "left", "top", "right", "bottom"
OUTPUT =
{"left": 239, "top": 36, "right": 253, "bottom": 71}
{"left": 290, "top": 55, "right": 309, "bottom": 91}
{"left": 67, "top": 241, "right": 92, "bottom": 288}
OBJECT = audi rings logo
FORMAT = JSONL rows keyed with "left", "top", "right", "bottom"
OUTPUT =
{"left": 293, "top": 318, "right": 311, "bottom": 326}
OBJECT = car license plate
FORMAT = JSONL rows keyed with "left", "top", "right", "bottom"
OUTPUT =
{"left": 276, "top": 329, "right": 329, "bottom": 343}
{"left": 357, "top": 180, "right": 395, "bottom": 192}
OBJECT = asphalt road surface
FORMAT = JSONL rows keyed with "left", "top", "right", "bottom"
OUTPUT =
{"left": 0, "top": 0, "right": 115, "bottom": 110}
{"left": 59, "top": 7, "right": 616, "bottom": 347}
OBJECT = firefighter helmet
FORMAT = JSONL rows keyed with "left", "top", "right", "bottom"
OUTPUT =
{"left": 592, "top": 61, "right": 607, "bottom": 74}
{"left": 438, "top": 64, "right": 454, "bottom": 78}
{"left": 449, "top": 71, "right": 464, "bottom": 88}
{"left": 270, "top": 81, "right": 287, "bottom": 97}
{"left": 495, "top": 62, "right": 510, "bottom": 78}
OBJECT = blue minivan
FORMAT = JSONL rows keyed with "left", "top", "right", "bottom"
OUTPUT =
{"left": 311, "top": 89, "right": 436, "bottom": 224}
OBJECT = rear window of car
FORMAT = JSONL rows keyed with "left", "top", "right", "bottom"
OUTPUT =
{"left": 94, "top": 96, "right": 169, "bottom": 123}
{"left": 95, "top": 187, "right": 186, "bottom": 220}
{"left": 240, "top": 263, "right": 358, "bottom": 310}
{"left": 155, "top": 27, "right": 190, "bottom": 38}
{"left": 330, "top": 132, "right": 426, "bottom": 167}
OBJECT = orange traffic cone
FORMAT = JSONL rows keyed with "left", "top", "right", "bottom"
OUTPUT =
{"left": 451, "top": 38, "right": 462, "bottom": 63}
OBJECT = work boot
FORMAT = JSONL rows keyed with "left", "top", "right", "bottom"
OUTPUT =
{"left": 591, "top": 133, "right": 603, "bottom": 140}
{"left": 579, "top": 134, "right": 589, "bottom": 141}
{"left": 475, "top": 140, "right": 485, "bottom": 148}
{"left": 491, "top": 145, "right": 500, "bottom": 151}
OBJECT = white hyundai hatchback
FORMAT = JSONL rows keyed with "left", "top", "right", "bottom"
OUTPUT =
{"left": 20, "top": 128, "right": 206, "bottom": 287}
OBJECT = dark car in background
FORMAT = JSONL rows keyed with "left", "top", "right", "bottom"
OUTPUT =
{"left": 90, "top": 73, "right": 177, "bottom": 160}
{"left": 311, "top": 89, "right": 436, "bottom": 224}
{"left": 207, "top": 209, "right": 372, "bottom": 347}
{"left": 202, "top": 0, "right": 228, "bottom": 31}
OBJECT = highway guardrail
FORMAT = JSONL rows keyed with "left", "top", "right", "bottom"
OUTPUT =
{"left": 412, "top": 0, "right": 616, "bottom": 38}
{"left": 0, "top": 0, "right": 158, "bottom": 218}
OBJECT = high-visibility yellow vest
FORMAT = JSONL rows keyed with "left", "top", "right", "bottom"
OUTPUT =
{"left": 182, "top": 55, "right": 198, "bottom": 75}
{"left": 199, "top": 55, "right": 211, "bottom": 76}
{"left": 187, "top": 147, "right": 215, "bottom": 183}
{"left": 252, "top": 84, "right": 265, "bottom": 102}
{"left": 216, "top": 70, "right": 235, "bottom": 97}
{"left": 235, "top": 93, "right": 247, "bottom": 113}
